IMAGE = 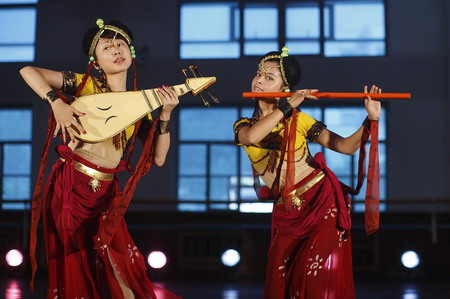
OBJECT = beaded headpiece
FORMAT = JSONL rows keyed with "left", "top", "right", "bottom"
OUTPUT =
{"left": 88, "top": 18, "right": 136, "bottom": 61}
{"left": 258, "top": 46, "right": 290, "bottom": 87}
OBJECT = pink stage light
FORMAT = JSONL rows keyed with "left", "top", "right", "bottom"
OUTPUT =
{"left": 5, "top": 249, "right": 23, "bottom": 267}
{"left": 147, "top": 251, "right": 167, "bottom": 269}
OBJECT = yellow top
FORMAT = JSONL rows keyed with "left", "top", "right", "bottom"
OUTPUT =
{"left": 234, "top": 112, "right": 326, "bottom": 188}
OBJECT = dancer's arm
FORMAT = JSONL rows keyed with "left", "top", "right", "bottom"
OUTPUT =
{"left": 152, "top": 86, "right": 179, "bottom": 166}
{"left": 315, "top": 85, "right": 381, "bottom": 155}
{"left": 19, "top": 66, "right": 85, "bottom": 142}
{"left": 237, "top": 89, "right": 318, "bottom": 145}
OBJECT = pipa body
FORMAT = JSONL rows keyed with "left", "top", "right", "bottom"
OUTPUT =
{"left": 71, "top": 77, "right": 215, "bottom": 143}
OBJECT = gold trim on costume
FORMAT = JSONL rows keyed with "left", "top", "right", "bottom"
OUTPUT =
{"left": 276, "top": 170, "right": 325, "bottom": 207}
{"left": 74, "top": 161, "right": 114, "bottom": 181}
{"left": 74, "top": 160, "right": 114, "bottom": 192}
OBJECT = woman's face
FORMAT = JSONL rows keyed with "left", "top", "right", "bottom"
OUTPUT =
{"left": 94, "top": 37, "right": 132, "bottom": 75}
{"left": 251, "top": 61, "right": 287, "bottom": 93}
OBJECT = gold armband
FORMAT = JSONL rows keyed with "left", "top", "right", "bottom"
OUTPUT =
{"left": 42, "top": 90, "right": 59, "bottom": 106}
{"left": 157, "top": 119, "right": 170, "bottom": 134}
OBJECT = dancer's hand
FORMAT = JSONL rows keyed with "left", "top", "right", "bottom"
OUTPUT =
{"left": 288, "top": 89, "right": 318, "bottom": 109}
{"left": 364, "top": 85, "right": 381, "bottom": 121}
{"left": 158, "top": 85, "right": 179, "bottom": 120}
{"left": 51, "top": 99, "right": 86, "bottom": 143}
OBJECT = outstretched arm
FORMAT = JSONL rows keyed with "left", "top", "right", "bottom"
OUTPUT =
{"left": 19, "top": 66, "right": 85, "bottom": 143}
{"left": 315, "top": 85, "right": 381, "bottom": 155}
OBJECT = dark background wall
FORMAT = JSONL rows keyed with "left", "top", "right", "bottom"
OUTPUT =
{"left": 1, "top": 0, "right": 449, "bottom": 281}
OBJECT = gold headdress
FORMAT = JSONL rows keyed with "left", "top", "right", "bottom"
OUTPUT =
{"left": 258, "top": 46, "right": 290, "bottom": 87}
{"left": 88, "top": 18, "right": 136, "bottom": 61}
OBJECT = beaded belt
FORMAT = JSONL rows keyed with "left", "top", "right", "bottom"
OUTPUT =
{"left": 276, "top": 170, "right": 325, "bottom": 208}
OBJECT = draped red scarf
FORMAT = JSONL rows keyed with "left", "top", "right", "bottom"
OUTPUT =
{"left": 256, "top": 111, "right": 380, "bottom": 235}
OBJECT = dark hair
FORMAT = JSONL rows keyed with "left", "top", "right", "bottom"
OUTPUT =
{"left": 257, "top": 51, "right": 302, "bottom": 88}
{"left": 82, "top": 20, "right": 134, "bottom": 56}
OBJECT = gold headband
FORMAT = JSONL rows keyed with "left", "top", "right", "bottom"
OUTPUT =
{"left": 88, "top": 19, "right": 133, "bottom": 61}
{"left": 258, "top": 46, "right": 290, "bottom": 87}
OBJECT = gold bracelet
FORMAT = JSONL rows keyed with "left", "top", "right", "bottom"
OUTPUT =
{"left": 157, "top": 119, "right": 170, "bottom": 134}
{"left": 42, "top": 90, "right": 59, "bottom": 106}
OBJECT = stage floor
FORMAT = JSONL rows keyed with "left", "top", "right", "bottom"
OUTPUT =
{"left": 1, "top": 276, "right": 450, "bottom": 298}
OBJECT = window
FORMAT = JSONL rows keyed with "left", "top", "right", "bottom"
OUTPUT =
{"left": 0, "top": 0, "right": 38, "bottom": 62}
{"left": 178, "top": 105, "right": 387, "bottom": 213}
{"left": 0, "top": 108, "right": 33, "bottom": 210}
{"left": 180, "top": 0, "right": 385, "bottom": 58}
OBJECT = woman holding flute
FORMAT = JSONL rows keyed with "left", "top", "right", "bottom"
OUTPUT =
{"left": 233, "top": 47, "right": 381, "bottom": 298}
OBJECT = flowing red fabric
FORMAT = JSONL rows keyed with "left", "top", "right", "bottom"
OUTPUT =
{"left": 94, "top": 117, "right": 158, "bottom": 248}
{"left": 41, "top": 145, "right": 180, "bottom": 298}
{"left": 267, "top": 177, "right": 354, "bottom": 298}
{"left": 365, "top": 120, "right": 380, "bottom": 234}
{"left": 267, "top": 109, "right": 298, "bottom": 208}
{"left": 29, "top": 109, "right": 56, "bottom": 290}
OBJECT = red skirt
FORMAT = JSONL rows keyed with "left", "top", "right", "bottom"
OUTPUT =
{"left": 42, "top": 152, "right": 181, "bottom": 299}
{"left": 265, "top": 171, "right": 355, "bottom": 299}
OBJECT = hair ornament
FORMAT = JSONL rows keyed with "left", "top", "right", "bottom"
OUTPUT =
{"left": 130, "top": 45, "right": 136, "bottom": 59}
{"left": 96, "top": 18, "right": 105, "bottom": 29}
{"left": 258, "top": 45, "right": 290, "bottom": 87}
{"left": 281, "top": 46, "right": 289, "bottom": 58}
{"left": 88, "top": 18, "right": 133, "bottom": 60}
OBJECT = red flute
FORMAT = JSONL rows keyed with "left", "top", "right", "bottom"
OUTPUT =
{"left": 242, "top": 92, "right": 411, "bottom": 99}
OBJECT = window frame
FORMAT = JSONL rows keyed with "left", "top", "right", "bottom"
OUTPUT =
{"left": 177, "top": 103, "right": 388, "bottom": 213}
{"left": 0, "top": 1, "right": 38, "bottom": 63}
{"left": 178, "top": 0, "right": 387, "bottom": 59}
{"left": 0, "top": 107, "right": 33, "bottom": 210}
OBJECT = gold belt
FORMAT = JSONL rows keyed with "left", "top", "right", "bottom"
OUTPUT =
{"left": 70, "top": 160, "right": 114, "bottom": 192}
{"left": 73, "top": 161, "right": 114, "bottom": 181}
{"left": 276, "top": 170, "right": 325, "bottom": 207}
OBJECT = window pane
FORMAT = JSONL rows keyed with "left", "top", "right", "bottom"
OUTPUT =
{"left": 2, "top": 176, "right": 30, "bottom": 199}
{"left": 327, "top": 1, "right": 385, "bottom": 39}
{"left": 0, "top": 8, "right": 36, "bottom": 43}
{"left": 0, "top": 45, "right": 34, "bottom": 62}
{"left": 210, "top": 145, "right": 237, "bottom": 175}
{"left": 244, "top": 5, "right": 278, "bottom": 39}
{"left": 324, "top": 107, "right": 366, "bottom": 137}
{"left": 286, "top": 4, "right": 320, "bottom": 38}
{"left": 285, "top": 41, "right": 320, "bottom": 55}
{"left": 0, "top": 110, "right": 32, "bottom": 141}
{"left": 241, "top": 107, "right": 255, "bottom": 118}
{"left": 180, "top": 43, "right": 239, "bottom": 59}
{"left": 178, "top": 177, "right": 207, "bottom": 201}
{"left": 324, "top": 148, "right": 351, "bottom": 176}
{"left": 179, "top": 108, "right": 238, "bottom": 141}
{"left": 3, "top": 144, "right": 31, "bottom": 175}
{"left": 324, "top": 0, "right": 385, "bottom": 57}
{"left": 179, "top": 144, "right": 206, "bottom": 175}
{"left": 244, "top": 41, "right": 279, "bottom": 56}
{"left": 180, "top": 3, "right": 238, "bottom": 41}
{"left": 325, "top": 41, "right": 385, "bottom": 57}
{"left": 0, "top": 0, "right": 38, "bottom": 3}
{"left": 210, "top": 177, "right": 235, "bottom": 202}
{"left": 180, "top": 3, "right": 239, "bottom": 59}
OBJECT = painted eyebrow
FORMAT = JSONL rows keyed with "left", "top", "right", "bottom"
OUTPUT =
{"left": 257, "top": 69, "right": 279, "bottom": 77}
